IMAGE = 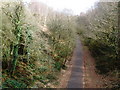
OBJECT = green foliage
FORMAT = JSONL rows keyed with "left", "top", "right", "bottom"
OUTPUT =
{"left": 77, "top": 2, "right": 119, "bottom": 73}
{"left": 2, "top": 2, "right": 32, "bottom": 75}
{"left": 38, "top": 66, "right": 49, "bottom": 73}
{"left": 46, "top": 73, "right": 57, "bottom": 81}
{"left": 47, "top": 13, "right": 75, "bottom": 70}
{"left": 76, "top": 1, "right": 119, "bottom": 88}
{"left": 2, "top": 79, "right": 27, "bottom": 88}
{"left": 1, "top": 1, "right": 76, "bottom": 88}
{"left": 54, "top": 62, "right": 62, "bottom": 71}
{"left": 33, "top": 75, "right": 49, "bottom": 85}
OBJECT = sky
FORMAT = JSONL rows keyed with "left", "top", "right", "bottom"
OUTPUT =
{"left": 25, "top": 0, "right": 99, "bottom": 15}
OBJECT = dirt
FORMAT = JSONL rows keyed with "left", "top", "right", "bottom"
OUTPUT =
{"left": 83, "top": 46, "right": 106, "bottom": 88}
{"left": 56, "top": 59, "right": 73, "bottom": 88}
{"left": 56, "top": 40, "right": 111, "bottom": 88}
{"left": 56, "top": 39, "right": 83, "bottom": 88}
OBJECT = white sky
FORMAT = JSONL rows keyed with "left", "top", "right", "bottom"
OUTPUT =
{"left": 25, "top": 0, "right": 99, "bottom": 15}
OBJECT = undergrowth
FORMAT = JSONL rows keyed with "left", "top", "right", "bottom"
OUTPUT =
{"left": 1, "top": 1, "right": 76, "bottom": 88}
{"left": 76, "top": 2, "right": 120, "bottom": 89}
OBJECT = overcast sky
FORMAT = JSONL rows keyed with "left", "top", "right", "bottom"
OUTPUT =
{"left": 25, "top": 0, "right": 99, "bottom": 15}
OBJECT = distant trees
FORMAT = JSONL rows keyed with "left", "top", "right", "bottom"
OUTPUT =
{"left": 76, "top": 1, "right": 119, "bottom": 88}
{"left": 47, "top": 12, "right": 76, "bottom": 70}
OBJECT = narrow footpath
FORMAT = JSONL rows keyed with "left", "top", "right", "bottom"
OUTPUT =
{"left": 67, "top": 39, "right": 83, "bottom": 88}
{"left": 57, "top": 38, "right": 109, "bottom": 88}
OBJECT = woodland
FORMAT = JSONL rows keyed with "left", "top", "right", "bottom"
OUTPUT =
{"left": 0, "top": 0, "right": 120, "bottom": 88}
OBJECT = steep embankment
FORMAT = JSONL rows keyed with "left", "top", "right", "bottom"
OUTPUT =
{"left": 1, "top": 1, "right": 76, "bottom": 88}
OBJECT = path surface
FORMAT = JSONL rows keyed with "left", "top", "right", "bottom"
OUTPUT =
{"left": 67, "top": 39, "right": 83, "bottom": 88}
{"left": 57, "top": 38, "right": 107, "bottom": 88}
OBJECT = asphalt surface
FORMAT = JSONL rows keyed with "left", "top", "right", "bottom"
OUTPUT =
{"left": 67, "top": 39, "right": 83, "bottom": 88}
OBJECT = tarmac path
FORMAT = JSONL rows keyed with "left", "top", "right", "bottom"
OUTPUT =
{"left": 67, "top": 38, "right": 83, "bottom": 88}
